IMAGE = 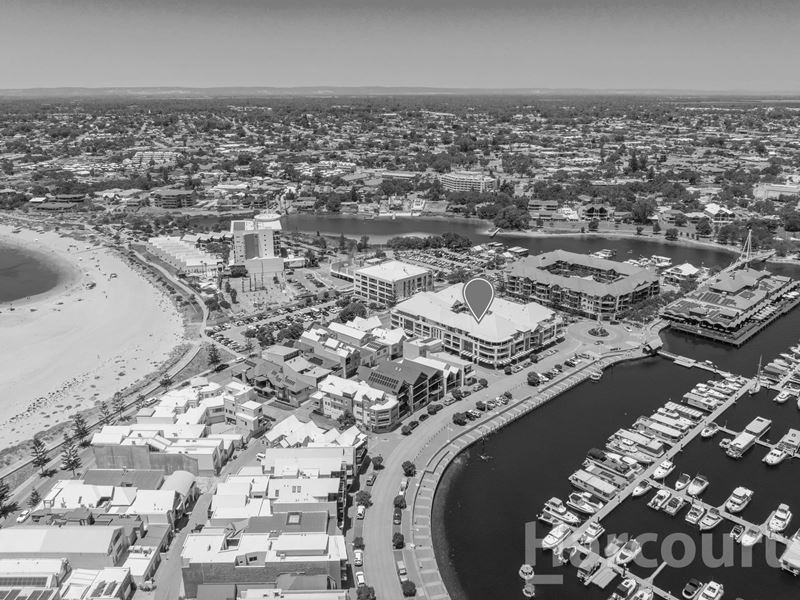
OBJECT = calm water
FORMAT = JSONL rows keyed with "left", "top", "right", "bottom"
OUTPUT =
{"left": 432, "top": 314, "right": 800, "bottom": 600}
{"left": 0, "top": 241, "right": 62, "bottom": 303}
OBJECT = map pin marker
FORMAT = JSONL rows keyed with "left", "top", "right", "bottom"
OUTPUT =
{"left": 463, "top": 277, "right": 495, "bottom": 323}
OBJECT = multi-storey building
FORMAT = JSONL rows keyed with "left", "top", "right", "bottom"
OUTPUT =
{"left": 230, "top": 214, "right": 283, "bottom": 273}
{"left": 439, "top": 171, "right": 496, "bottom": 193}
{"left": 505, "top": 250, "right": 660, "bottom": 320}
{"left": 312, "top": 375, "right": 400, "bottom": 432}
{"left": 354, "top": 260, "right": 433, "bottom": 306}
{"left": 391, "top": 284, "right": 563, "bottom": 368}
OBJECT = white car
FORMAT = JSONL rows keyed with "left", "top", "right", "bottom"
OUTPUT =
{"left": 356, "top": 504, "right": 366, "bottom": 520}
{"left": 16, "top": 510, "right": 30, "bottom": 523}
{"left": 353, "top": 549, "right": 363, "bottom": 566}
{"left": 355, "top": 571, "right": 366, "bottom": 587}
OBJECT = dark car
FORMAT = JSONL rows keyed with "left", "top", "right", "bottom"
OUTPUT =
{"left": 408, "top": 420, "right": 419, "bottom": 430}
{"left": 504, "top": 366, "right": 513, "bottom": 375}
{"left": 393, "top": 508, "right": 402, "bottom": 524}
{"left": 418, "top": 413, "right": 429, "bottom": 422}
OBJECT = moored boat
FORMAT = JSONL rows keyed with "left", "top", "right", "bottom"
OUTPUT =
{"left": 698, "top": 508, "right": 723, "bottom": 531}
{"left": 653, "top": 460, "right": 675, "bottom": 479}
{"left": 614, "top": 538, "right": 642, "bottom": 565}
{"left": 674, "top": 473, "right": 691, "bottom": 491}
{"left": 648, "top": 489, "right": 671, "bottom": 510}
{"left": 632, "top": 480, "right": 652, "bottom": 497}
{"left": 699, "top": 581, "right": 724, "bottom": 600}
{"left": 542, "top": 523, "right": 573, "bottom": 550}
{"left": 764, "top": 447, "right": 788, "bottom": 466}
{"left": 740, "top": 528, "right": 762, "bottom": 547}
{"left": 681, "top": 578, "right": 703, "bottom": 599}
{"left": 768, "top": 503, "right": 793, "bottom": 533}
{"left": 663, "top": 495, "right": 686, "bottom": 517}
{"left": 567, "top": 491, "right": 604, "bottom": 515}
{"left": 685, "top": 504, "right": 705, "bottom": 525}
{"left": 700, "top": 423, "right": 719, "bottom": 439}
{"left": 725, "top": 487, "right": 754, "bottom": 513}
{"left": 729, "top": 524, "right": 745, "bottom": 541}
{"left": 541, "top": 497, "right": 582, "bottom": 526}
{"left": 579, "top": 520, "right": 605, "bottom": 545}
{"left": 687, "top": 475, "right": 709, "bottom": 497}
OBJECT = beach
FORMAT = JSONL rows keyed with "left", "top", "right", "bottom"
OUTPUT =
{"left": 0, "top": 223, "right": 186, "bottom": 447}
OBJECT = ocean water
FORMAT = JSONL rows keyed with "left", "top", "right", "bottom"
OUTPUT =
{"left": 0, "top": 241, "right": 62, "bottom": 303}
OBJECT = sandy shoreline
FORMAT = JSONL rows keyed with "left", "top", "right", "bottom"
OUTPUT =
{"left": 0, "top": 223, "right": 186, "bottom": 447}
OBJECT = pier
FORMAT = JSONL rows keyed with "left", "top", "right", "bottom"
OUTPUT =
{"left": 560, "top": 376, "right": 757, "bottom": 599}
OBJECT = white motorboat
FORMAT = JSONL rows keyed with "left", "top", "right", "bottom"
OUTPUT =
{"left": 579, "top": 520, "right": 605, "bottom": 545}
{"left": 542, "top": 523, "right": 573, "bottom": 550}
{"left": 719, "top": 438, "right": 732, "bottom": 449}
{"left": 740, "top": 528, "right": 763, "bottom": 547}
{"left": 681, "top": 578, "right": 703, "bottom": 599}
{"left": 763, "top": 447, "right": 788, "bottom": 466}
{"left": 725, "top": 487, "right": 754, "bottom": 513}
{"left": 614, "top": 539, "right": 642, "bottom": 565}
{"left": 663, "top": 495, "right": 686, "bottom": 517}
{"left": 775, "top": 391, "right": 793, "bottom": 404}
{"left": 685, "top": 504, "right": 705, "bottom": 525}
{"left": 609, "top": 578, "right": 638, "bottom": 600}
{"left": 700, "top": 423, "right": 719, "bottom": 439}
{"left": 687, "top": 475, "right": 709, "bottom": 497}
{"left": 648, "top": 489, "right": 671, "bottom": 510}
{"left": 699, "top": 581, "right": 724, "bottom": 600}
{"left": 768, "top": 503, "right": 793, "bottom": 533}
{"left": 674, "top": 473, "right": 691, "bottom": 491}
{"left": 729, "top": 524, "right": 744, "bottom": 541}
{"left": 698, "top": 508, "right": 723, "bottom": 531}
{"left": 567, "top": 491, "right": 604, "bottom": 515}
{"left": 632, "top": 480, "right": 652, "bottom": 497}
{"left": 653, "top": 460, "right": 675, "bottom": 479}
{"left": 604, "top": 535, "right": 625, "bottom": 558}
{"left": 542, "top": 497, "right": 582, "bottom": 526}
{"left": 632, "top": 588, "right": 654, "bottom": 600}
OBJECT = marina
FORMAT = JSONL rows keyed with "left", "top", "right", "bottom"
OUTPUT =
{"left": 514, "top": 340, "right": 800, "bottom": 599}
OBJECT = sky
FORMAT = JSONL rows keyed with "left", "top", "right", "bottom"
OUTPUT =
{"left": 2, "top": 0, "right": 799, "bottom": 92}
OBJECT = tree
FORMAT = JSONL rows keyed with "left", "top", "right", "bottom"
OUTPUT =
{"left": 31, "top": 438, "right": 49, "bottom": 475}
{"left": 112, "top": 392, "right": 124, "bottom": 416}
{"left": 304, "top": 249, "right": 319, "bottom": 267}
{"left": 0, "top": 479, "right": 15, "bottom": 518}
{"left": 135, "top": 394, "right": 146, "bottom": 410}
{"left": 478, "top": 378, "right": 488, "bottom": 388}
{"left": 371, "top": 455, "right": 384, "bottom": 470}
{"left": 337, "top": 409, "right": 356, "bottom": 429}
{"left": 665, "top": 227, "right": 679, "bottom": 241}
{"left": 98, "top": 401, "right": 110, "bottom": 423}
{"left": 72, "top": 413, "right": 89, "bottom": 446}
{"left": 527, "top": 371, "right": 540, "bottom": 386}
{"left": 452, "top": 412, "right": 467, "bottom": 426}
{"left": 652, "top": 221, "right": 662, "bottom": 234}
{"left": 229, "top": 288, "right": 238, "bottom": 304}
{"left": 355, "top": 490, "right": 372, "bottom": 507}
{"left": 674, "top": 213, "right": 688, "bottom": 227}
{"left": 28, "top": 489, "right": 41, "bottom": 509}
{"left": 402, "top": 461, "right": 417, "bottom": 477}
{"left": 394, "top": 495, "right": 407, "bottom": 509}
{"left": 357, "top": 235, "right": 369, "bottom": 251}
{"left": 401, "top": 580, "right": 417, "bottom": 597}
{"left": 61, "top": 433, "right": 82, "bottom": 476}
{"left": 587, "top": 219, "right": 599, "bottom": 232}
{"left": 393, "top": 532, "right": 405, "bottom": 549}
{"left": 353, "top": 536, "right": 365, "bottom": 550}
{"left": 451, "top": 388, "right": 463, "bottom": 401}
{"left": 696, "top": 218, "right": 713, "bottom": 237}
{"left": 207, "top": 344, "right": 221, "bottom": 367}
{"left": 159, "top": 374, "right": 173, "bottom": 388}
{"left": 356, "top": 587, "right": 376, "bottom": 600}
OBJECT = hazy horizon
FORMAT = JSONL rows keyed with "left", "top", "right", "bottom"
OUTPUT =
{"left": 3, "top": 0, "right": 800, "bottom": 92}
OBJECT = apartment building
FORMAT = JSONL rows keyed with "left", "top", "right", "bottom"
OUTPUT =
{"left": 312, "top": 374, "right": 400, "bottom": 432}
{"left": 391, "top": 284, "right": 564, "bottom": 368}
{"left": 230, "top": 214, "right": 283, "bottom": 273}
{"left": 505, "top": 250, "right": 660, "bottom": 320}
{"left": 357, "top": 359, "right": 443, "bottom": 416}
{"left": 439, "top": 171, "right": 496, "bottom": 193}
{"left": 353, "top": 260, "right": 433, "bottom": 306}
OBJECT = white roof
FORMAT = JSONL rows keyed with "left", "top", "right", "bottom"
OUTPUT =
{"left": 393, "top": 283, "right": 556, "bottom": 343}
{"left": 355, "top": 260, "right": 430, "bottom": 282}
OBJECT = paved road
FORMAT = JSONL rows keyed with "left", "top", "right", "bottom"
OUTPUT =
{"left": 361, "top": 321, "right": 648, "bottom": 599}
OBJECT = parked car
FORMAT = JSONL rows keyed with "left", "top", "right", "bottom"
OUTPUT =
{"left": 356, "top": 505, "right": 366, "bottom": 519}
{"left": 393, "top": 508, "right": 402, "bottom": 524}
{"left": 355, "top": 571, "right": 366, "bottom": 587}
{"left": 354, "top": 550, "right": 364, "bottom": 567}
{"left": 408, "top": 420, "right": 419, "bottom": 430}
{"left": 366, "top": 473, "right": 376, "bottom": 486}
{"left": 16, "top": 510, "right": 30, "bottom": 523}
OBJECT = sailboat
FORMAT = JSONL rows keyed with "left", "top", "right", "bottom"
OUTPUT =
{"left": 749, "top": 356, "right": 762, "bottom": 395}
